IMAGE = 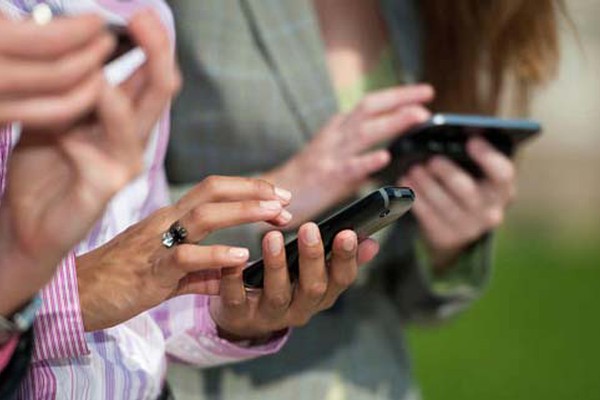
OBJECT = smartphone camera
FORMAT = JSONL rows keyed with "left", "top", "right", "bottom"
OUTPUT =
{"left": 379, "top": 209, "right": 391, "bottom": 218}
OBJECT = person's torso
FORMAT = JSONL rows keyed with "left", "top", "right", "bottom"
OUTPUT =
{"left": 167, "top": 1, "right": 422, "bottom": 399}
{"left": 0, "top": 1, "right": 175, "bottom": 399}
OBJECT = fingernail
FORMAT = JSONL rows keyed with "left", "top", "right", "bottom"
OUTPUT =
{"left": 268, "top": 233, "right": 283, "bottom": 255}
{"left": 304, "top": 224, "right": 320, "bottom": 245}
{"left": 260, "top": 200, "right": 282, "bottom": 211}
{"left": 228, "top": 247, "right": 249, "bottom": 260}
{"left": 414, "top": 108, "right": 431, "bottom": 121}
{"left": 278, "top": 210, "right": 293, "bottom": 224}
{"left": 275, "top": 187, "right": 292, "bottom": 203}
{"left": 342, "top": 235, "right": 357, "bottom": 252}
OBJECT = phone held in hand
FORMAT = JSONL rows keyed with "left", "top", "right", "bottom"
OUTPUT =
{"left": 387, "top": 114, "right": 542, "bottom": 179}
{"left": 243, "top": 186, "right": 415, "bottom": 289}
{"left": 106, "top": 24, "right": 136, "bottom": 63}
{"left": 104, "top": 24, "right": 146, "bottom": 86}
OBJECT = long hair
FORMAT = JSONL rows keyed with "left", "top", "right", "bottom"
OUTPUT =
{"left": 419, "top": 0, "right": 567, "bottom": 115}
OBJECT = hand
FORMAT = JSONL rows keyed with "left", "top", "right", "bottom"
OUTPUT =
{"left": 210, "top": 223, "right": 380, "bottom": 341}
{"left": 262, "top": 85, "right": 433, "bottom": 225}
{"left": 0, "top": 10, "right": 180, "bottom": 317}
{"left": 400, "top": 137, "right": 517, "bottom": 269}
{"left": 0, "top": 14, "right": 114, "bottom": 128}
{"left": 76, "top": 176, "right": 293, "bottom": 332}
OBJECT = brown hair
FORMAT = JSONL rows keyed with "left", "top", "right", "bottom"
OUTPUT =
{"left": 419, "top": 0, "right": 567, "bottom": 115}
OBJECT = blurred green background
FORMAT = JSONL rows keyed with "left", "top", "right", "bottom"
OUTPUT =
{"left": 408, "top": 2, "right": 600, "bottom": 399}
{"left": 409, "top": 222, "right": 600, "bottom": 400}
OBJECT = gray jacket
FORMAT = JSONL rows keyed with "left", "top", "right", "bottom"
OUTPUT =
{"left": 166, "top": 1, "right": 493, "bottom": 399}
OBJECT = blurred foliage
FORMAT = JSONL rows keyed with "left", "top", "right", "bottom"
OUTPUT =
{"left": 408, "top": 221, "right": 600, "bottom": 400}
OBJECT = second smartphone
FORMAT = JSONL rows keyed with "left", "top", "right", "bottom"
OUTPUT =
{"left": 386, "top": 113, "right": 541, "bottom": 179}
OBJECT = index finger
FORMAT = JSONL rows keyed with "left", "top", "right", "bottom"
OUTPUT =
{"left": 0, "top": 14, "right": 105, "bottom": 59}
{"left": 177, "top": 176, "right": 292, "bottom": 212}
{"left": 352, "top": 84, "right": 435, "bottom": 117}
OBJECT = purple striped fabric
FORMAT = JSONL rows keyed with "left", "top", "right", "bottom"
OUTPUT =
{"left": 0, "top": 1, "right": 288, "bottom": 399}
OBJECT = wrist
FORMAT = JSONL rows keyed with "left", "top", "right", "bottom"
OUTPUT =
{"left": 426, "top": 244, "right": 466, "bottom": 274}
{"left": 209, "top": 298, "right": 285, "bottom": 344}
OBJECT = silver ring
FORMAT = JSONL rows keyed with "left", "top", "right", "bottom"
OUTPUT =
{"left": 161, "top": 221, "right": 188, "bottom": 249}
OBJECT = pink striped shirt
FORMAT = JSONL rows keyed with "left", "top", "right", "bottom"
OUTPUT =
{"left": 0, "top": 1, "right": 287, "bottom": 399}
{"left": 0, "top": 126, "right": 18, "bottom": 374}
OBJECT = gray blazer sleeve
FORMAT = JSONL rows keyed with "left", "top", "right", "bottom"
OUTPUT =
{"left": 368, "top": 214, "right": 494, "bottom": 324}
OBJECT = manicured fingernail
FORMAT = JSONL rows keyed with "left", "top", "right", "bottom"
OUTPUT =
{"left": 268, "top": 233, "right": 282, "bottom": 255}
{"left": 260, "top": 200, "right": 282, "bottom": 211}
{"left": 305, "top": 224, "right": 320, "bottom": 245}
{"left": 229, "top": 247, "right": 249, "bottom": 260}
{"left": 275, "top": 187, "right": 292, "bottom": 202}
{"left": 342, "top": 235, "right": 357, "bottom": 252}
{"left": 278, "top": 210, "right": 293, "bottom": 224}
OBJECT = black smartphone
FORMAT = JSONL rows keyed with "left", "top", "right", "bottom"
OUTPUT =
{"left": 106, "top": 24, "right": 136, "bottom": 64}
{"left": 243, "top": 186, "right": 415, "bottom": 289}
{"left": 387, "top": 114, "right": 542, "bottom": 179}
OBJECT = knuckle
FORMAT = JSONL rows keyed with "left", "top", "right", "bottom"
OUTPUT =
{"left": 202, "top": 175, "right": 222, "bottom": 193}
{"left": 498, "top": 163, "right": 516, "bottom": 184}
{"left": 253, "top": 178, "right": 274, "bottom": 196}
{"left": 404, "top": 107, "right": 427, "bottom": 125}
{"left": 172, "top": 246, "right": 191, "bottom": 265}
{"left": 358, "top": 95, "right": 376, "bottom": 114}
{"left": 334, "top": 269, "right": 357, "bottom": 288}
{"left": 223, "top": 297, "right": 245, "bottom": 309}
{"left": 305, "top": 281, "right": 327, "bottom": 299}
{"left": 304, "top": 245, "right": 325, "bottom": 261}
{"left": 356, "top": 124, "right": 371, "bottom": 146}
{"left": 290, "top": 314, "right": 311, "bottom": 327}
{"left": 463, "top": 179, "right": 480, "bottom": 199}
{"left": 486, "top": 208, "right": 505, "bottom": 228}
{"left": 189, "top": 207, "right": 212, "bottom": 232}
{"left": 267, "top": 293, "right": 291, "bottom": 309}
{"left": 210, "top": 246, "right": 226, "bottom": 263}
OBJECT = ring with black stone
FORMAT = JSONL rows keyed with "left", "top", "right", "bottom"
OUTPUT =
{"left": 161, "top": 221, "right": 188, "bottom": 248}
